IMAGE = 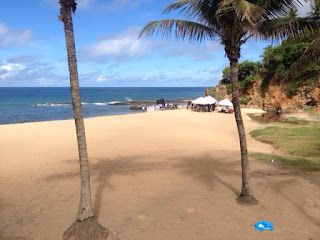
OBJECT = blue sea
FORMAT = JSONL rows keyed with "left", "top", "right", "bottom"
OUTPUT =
{"left": 0, "top": 87, "right": 207, "bottom": 125}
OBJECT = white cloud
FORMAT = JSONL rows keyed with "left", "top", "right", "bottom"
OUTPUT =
{"left": 165, "top": 41, "right": 224, "bottom": 62}
{"left": 7, "top": 55, "right": 37, "bottom": 63}
{"left": 0, "top": 22, "right": 32, "bottom": 48}
{"left": 96, "top": 75, "right": 110, "bottom": 82}
{"left": 36, "top": 77, "right": 55, "bottom": 86}
{"left": 0, "top": 58, "right": 67, "bottom": 86}
{"left": 0, "top": 23, "right": 9, "bottom": 36}
{"left": 0, "top": 61, "right": 25, "bottom": 79}
{"left": 80, "top": 26, "right": 163, "bottom": 61}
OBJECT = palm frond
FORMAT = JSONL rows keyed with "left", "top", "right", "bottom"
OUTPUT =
{"left": 222, "top": 0, "right": 266, "bottom": 23}
{"left": 257, "top": 0, "right": 305, "bottom": 18}
{"left": 164, "top": 0, "right": 222, "bottom": 29}
{"left": 59, "top": 0, "right": 77, "bottom": 13}
{"left": 59, "top": 0, "right": 77, "bottom": 21}
{"left": 139, "top": 19, "right": 218, "bottom": 43}
{"left": 219, "top": 0, "right": 266, "bottom": 32}
{"left": 284, "top": 33, "right": 320, "bottom": 81}
{"left": 258, "top": 16, "right": 317, "bottom": 41}
{"left": 164, "top": 0, "right": 197, "bottom": 14}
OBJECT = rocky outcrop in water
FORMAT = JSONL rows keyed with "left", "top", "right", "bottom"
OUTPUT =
{"left": 108, "top": 99, "right": 191, "bottom": 106}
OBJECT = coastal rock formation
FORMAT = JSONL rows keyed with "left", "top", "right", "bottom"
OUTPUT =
{"left": 129, "top": 105, "right": 144, "bottom": 110}
{"left": 209, "top": 77, "right": 320, "bottom": 112}
{"left": 109, "top": 99, "right": 192, "bottom": 106}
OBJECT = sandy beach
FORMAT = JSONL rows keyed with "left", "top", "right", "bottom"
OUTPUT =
{"left": 1, "top": 109, "right": 319, "bottom": 240}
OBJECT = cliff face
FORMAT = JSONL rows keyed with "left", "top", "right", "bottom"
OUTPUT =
{"left": 211, "top": 77, "right": 320, "bottom": 112}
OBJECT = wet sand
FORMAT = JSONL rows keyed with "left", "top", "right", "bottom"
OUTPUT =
{"left": 1, "top": 109, "right": 319, "bottom": 239}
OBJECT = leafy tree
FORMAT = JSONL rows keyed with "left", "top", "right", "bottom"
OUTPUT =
{"left": 292, "top": 0, "right": 320, "bottom": 72}
{"left": 221, "top": 61, "right": 260, "bottom": 92}
{"left": 58, "top": 0, "right": 109, "bottom": 239}
{"left": 222, "top": 67, "right": 231, "bottom": 79}
{"left": 261, "top": 31, "right": 319, "bottom": 95}
{"left": 140, "top": 0, "right": 315, "bottom": 204}
{"left": 222, "top": 61, "right": 260, "bottom": 82}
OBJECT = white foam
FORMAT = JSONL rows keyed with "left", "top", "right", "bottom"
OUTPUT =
{"left": 107, "top": 101, "right": 120, "bottom": 105}
{"left": 33, "top": 103, "right": 49, "bottom": 107}
{"left": 33, "top": 103, "right": 70, "bottom": 107}
{"left": 93, "top": 103, "right": 107, "bottom": 106}
{"left": 49, "top": 103, "right": 69, "bottom": 106}
{"left": 125, "top": 97, "right": 132, "bottom": 101}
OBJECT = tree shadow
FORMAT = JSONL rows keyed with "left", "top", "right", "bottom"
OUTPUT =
{"left": 45, "top": 155, "right": 171, "bottom": 216}
{"left": 269, "top": 178, "right": 320, "bottom": 229}
{"left": 46, "top": 151, "right": 320, "bottom": 226}
{"left": 89, "top": 156, "right": 173, "bottom": 216}
{"left": 169, "top": 152, "right": 241, "bottom": 197}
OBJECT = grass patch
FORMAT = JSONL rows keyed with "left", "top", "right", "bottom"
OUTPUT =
{"left": 286, "top": 116, "right": 311, "bottom": 123}
{"left": 250, "top": 152, "right": 320, "bottom": 171}
{"left": 305, "top": 106, "right": 317, "bottom": 112}
{"left": 250, "top": 124, "right": 320, "bottom": 171}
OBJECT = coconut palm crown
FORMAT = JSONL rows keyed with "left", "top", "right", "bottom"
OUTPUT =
{"left": 140, "top": 0, "right": 317, "bottom": 204}
{"left": 294, "top": 0, "right": 320, "bottom": 69}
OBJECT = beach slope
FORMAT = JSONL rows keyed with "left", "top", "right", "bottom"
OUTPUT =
{"left": 1, "top": 110, "right": 319, "bottom": 239}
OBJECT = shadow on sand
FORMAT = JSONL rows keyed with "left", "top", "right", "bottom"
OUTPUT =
{"left": 46, "top": 155, "right": 171, "bottom": 216}
{"left": 45, "top": 151, "right": 320, "bottom": 229}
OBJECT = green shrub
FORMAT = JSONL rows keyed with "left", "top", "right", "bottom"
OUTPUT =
{"left": 240, "top": 95, "right": 252, "bottom": 105}
{"left": 226, "top": 84, "right": 232, "bottom": 94}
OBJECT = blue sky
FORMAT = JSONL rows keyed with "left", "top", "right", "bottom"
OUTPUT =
{"left": 0, "top": 0, "right": 312, "bottom": 87}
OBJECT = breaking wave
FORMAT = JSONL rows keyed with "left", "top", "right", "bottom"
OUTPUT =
{"left": 93, "top": 103, "right": 108, "bottom": 106}
{"left": 33, "top": 103, "right": 71, "bottom": 107}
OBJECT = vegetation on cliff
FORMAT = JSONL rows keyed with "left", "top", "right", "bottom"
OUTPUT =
{"left": 261, "top": 32, "right": 320, "bottom": 97}
{"left": 212, "top": 32, "right": 320, "bottom": 108}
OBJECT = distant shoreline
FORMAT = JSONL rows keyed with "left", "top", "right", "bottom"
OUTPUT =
{"left": 0, "top": 87, "right": 206, "bottom": 125}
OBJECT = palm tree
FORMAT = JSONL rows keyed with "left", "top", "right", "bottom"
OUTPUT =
{"left": 288, "top": 8, "right": 299, "bottom": 17}
{"left": 58, "top": 0, "right": 108, "bottom": 238}
{"left": 295, "top": 0, "right": 320, "bottom": 68}
{"left": 140, "top": 0, "right": 315, "bottom": 204}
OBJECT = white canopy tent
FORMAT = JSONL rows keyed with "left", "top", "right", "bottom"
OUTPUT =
{"left": 218, "top": 99, "right": 233, "bottom": 107}
{"left": 192, "top": 96, "right": 217, "bottom": 105}
{"left": 192, "top": 97, "right": 205, "bottom": 105}
{"left": 203, "top": 96, "right": 217, "bottom": 105}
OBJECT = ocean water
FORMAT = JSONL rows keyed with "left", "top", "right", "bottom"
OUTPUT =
{"left": 0, "top": 87, "right": 207, "bottom": 125}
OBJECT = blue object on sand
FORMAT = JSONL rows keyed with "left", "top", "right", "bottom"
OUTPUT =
{"left": 255, "top": 221, "right": 274, "bottom": 231}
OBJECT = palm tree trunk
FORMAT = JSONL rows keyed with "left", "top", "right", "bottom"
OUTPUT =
{"left": 229, "top": 58, "right": 254, "bottom": 200}
{"left": 62, "top": 8, "right": 94, "bottom": 221}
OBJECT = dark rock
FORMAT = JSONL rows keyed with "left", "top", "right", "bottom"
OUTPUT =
{"left": 130, "top": 105, "right": 143, "bottom": 110}
{"left": 109, "top": 99, "right": 192, "bottom": 106}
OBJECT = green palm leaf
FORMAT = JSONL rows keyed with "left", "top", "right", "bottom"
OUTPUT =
{"left": 139, "top": 19, "right": 219, "bottom": 42}
{"left": 220, "top": 0, "right": 266, "bottom": 26}
{"left": 258, "top": 0, "right": 305, "bottom": 18}
{"left": 287, "top": 32, "right": 320, "bottom": 78}
{"left": 258, "top": 16, "right": 317, "bottom": 41}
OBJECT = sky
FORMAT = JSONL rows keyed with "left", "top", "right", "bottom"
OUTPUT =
{"left": 0, "top": 0, "right": 312, "bottom": 87}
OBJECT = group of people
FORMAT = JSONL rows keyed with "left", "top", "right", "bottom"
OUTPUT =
{"left": 187, "top": 103, "right": 216, "bottom": 112}
{"left": 187, "top": 102, "right": 233, "bottom": 113}
{"left": 142, "top": 103, "right": 178, "bottom": 112}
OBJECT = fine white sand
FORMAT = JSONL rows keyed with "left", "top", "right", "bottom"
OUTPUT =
{"left": 1, "top": 109, "right": 319, "bottom": 239}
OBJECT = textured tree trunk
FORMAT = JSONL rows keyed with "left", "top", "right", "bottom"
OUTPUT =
{"left": 62, "top": 8, "right": 94, "bottom": 221}
{"left": 229, "top": 59, "right": 253, "bottom": 198}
